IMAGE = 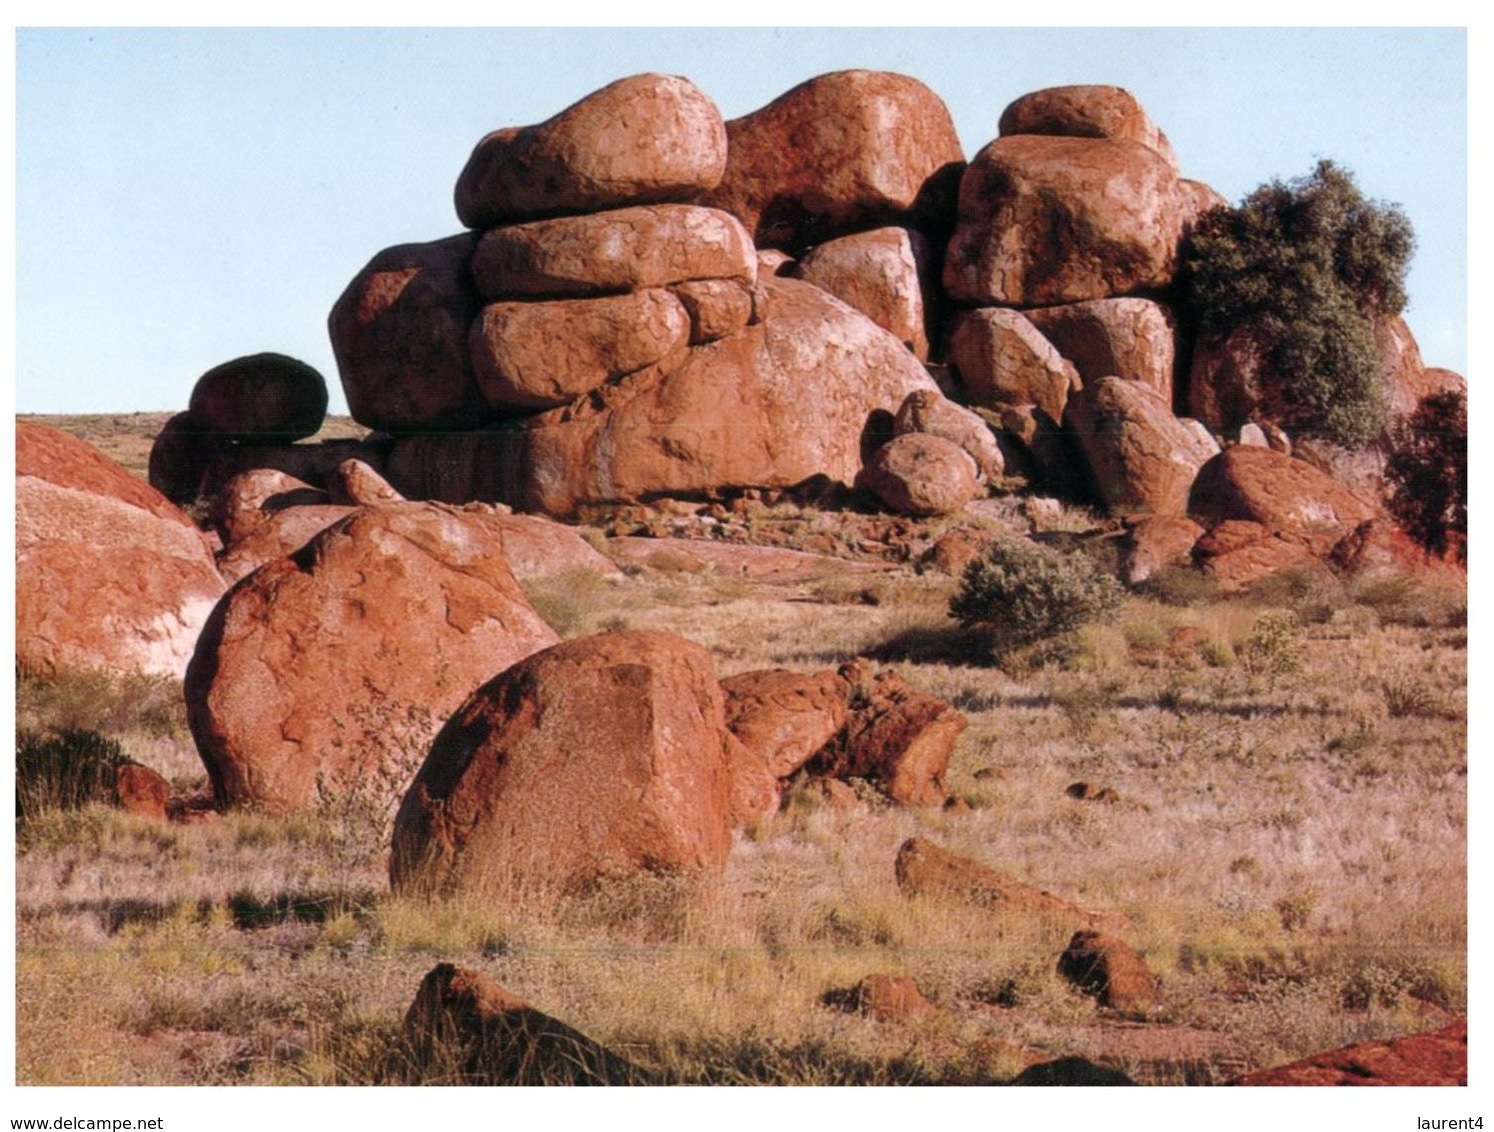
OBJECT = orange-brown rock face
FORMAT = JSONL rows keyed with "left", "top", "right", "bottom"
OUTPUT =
{"left": 328, "top": 233, "right": 488, "bottom": 433}
{"left": 390, "top": 631, "right": 737, "bottom": 899}
{"left": 113, "top": 763, "right": 172, "bottom": 822}
{"left": 667, "top": 279, "right": 755, "bottom": 344}
{"left": 1230, "top": 1019, "right": 1466, "bottom": 1086}
{"left": 999, "top": 85, "right": 1179, "bottom": 168}
{"left": 847, "top": 975, "right": 937, "bottom": 1023}
{"left": 698, "top": 70, "right": 965, "bottom": 253}
{"left": 892, "top": 389, "right": 1004, "bottom": 483}
{"left": 187, "top": 353, "right": 328, "bottom": 440}
{"left": 1192, "top": 520, "right": 1324, "bottom": 595}
{"left": 1026, "top": 298, "right": 1179, "bottom": 404}
{"left": 471, "top": 204, "right": 755, "bottom": 300}
{"left": 1188, "top": 446, "right": 1379, "bottom": 557}
{"left": 213, "top": 503, "right": 355, "bottom": 585}
{"left": 1119, "top": 515, "right": 1205, "bottom": 586}
{"left": 945, "top": 307, "right": 1078, "bottom": 422}
{"left": 809, "top": 663, "right": 966, "bottom": 808}
{"left": 721, "top": 668, "right": 853, "bottom": 779}
{"left": 17, "top": 422, "right": 226, "bottom": 680}
{"left": 470, "top": 289, "right": 691, "bottom": 411}
{"left": 944, "top": 135, "right": 1188, "bottom": 306}
{"left": 1067, "top": 377, "right": 1218, "bottom": 517}
{"left": 385, "top": 278, "right": 939, "bottom": 516}
{"left": 454, "top": 73, "right": 728, "bottom": 229}
{"left": 404, "top": 964, "right": 654, "bottom": 1085}
{"left": 792, "top": 227, "right": 934, "bottom": 360}
{"left": 185, "top": 503, "right": 559, "bottom": 814}
{"left": 860, "top": 433, "right": 980, "bottom": 518}
{"left": 209, "top": 468, "right": 328, "bottom": 544}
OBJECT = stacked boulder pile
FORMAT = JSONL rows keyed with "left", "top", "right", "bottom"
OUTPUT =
{"left": 326, "top": 72, "right": 987, "bottom": 519}
{"left": 145, "top": 70, "right": 1458, "bottom": 593}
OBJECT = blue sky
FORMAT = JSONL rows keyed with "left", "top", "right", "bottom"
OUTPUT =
{"left": 15, "top": 27, "right": 1468, "bottom": 415}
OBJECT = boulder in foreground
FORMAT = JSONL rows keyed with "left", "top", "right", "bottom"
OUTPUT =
{"left": 391, "top": 631, "right": 737, "bottom": 899}
{"left": 186, "top": 503, "right": 559, "bottom": 813}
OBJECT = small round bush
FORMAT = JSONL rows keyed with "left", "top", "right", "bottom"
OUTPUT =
{"left": 949, "top": 539, "right": 1123, "bottom": 661}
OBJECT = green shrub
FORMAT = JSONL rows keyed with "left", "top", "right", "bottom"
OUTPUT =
{"left": 16, "top": 728, "right": 131, "bottom": 819}
{"left": 1384, "top": 389, "right": 1466, "bottom": 562}
{"left": 1180, "top": 159, "right": 1414, "bottom": 447}
{"left": 949, "top": 539, "right": 1123, "bottom": 664}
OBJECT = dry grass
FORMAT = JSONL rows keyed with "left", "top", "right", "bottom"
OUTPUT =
{"left": 14, "top": 548, "right": 1466, "bottom": 1086}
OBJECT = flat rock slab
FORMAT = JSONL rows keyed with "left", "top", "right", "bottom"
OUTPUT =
{"left": 1230, "top": 1019, "right": 1466, "bottom": 1086}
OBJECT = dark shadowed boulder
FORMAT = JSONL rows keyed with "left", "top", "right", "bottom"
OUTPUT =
{"left": 405, "top": 963, "right": 654, "bottom": 1085}
{"left": 1056, "top": 930, "right": 1159, "bottom": 1015}
{"left": 328, "top": 233, "right": 488, "bottom": 433}
{"left": 188, "top": 353, "right": 328, "bottom": 440}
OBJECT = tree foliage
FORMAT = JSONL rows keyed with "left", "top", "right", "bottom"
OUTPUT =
{"left": 1180, "top": 160, "right": 1415, "bottom": 447}
{"left": 1384, "top": 389, "right": 1467, "bottom": 562}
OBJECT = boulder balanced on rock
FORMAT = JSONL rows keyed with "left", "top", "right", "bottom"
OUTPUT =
{"left": 455, "top": 73, "right": 728, "bottom": 229}
{"left": 697, "top": 69, "right": 965, "bottom": 254}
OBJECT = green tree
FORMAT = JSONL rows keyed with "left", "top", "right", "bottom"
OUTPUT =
{"left": 1384, "top": 389, "right": 1467, "bottom": 562}
{"left": 1180, "top": 160, "right": 1415, "bottom": 447}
